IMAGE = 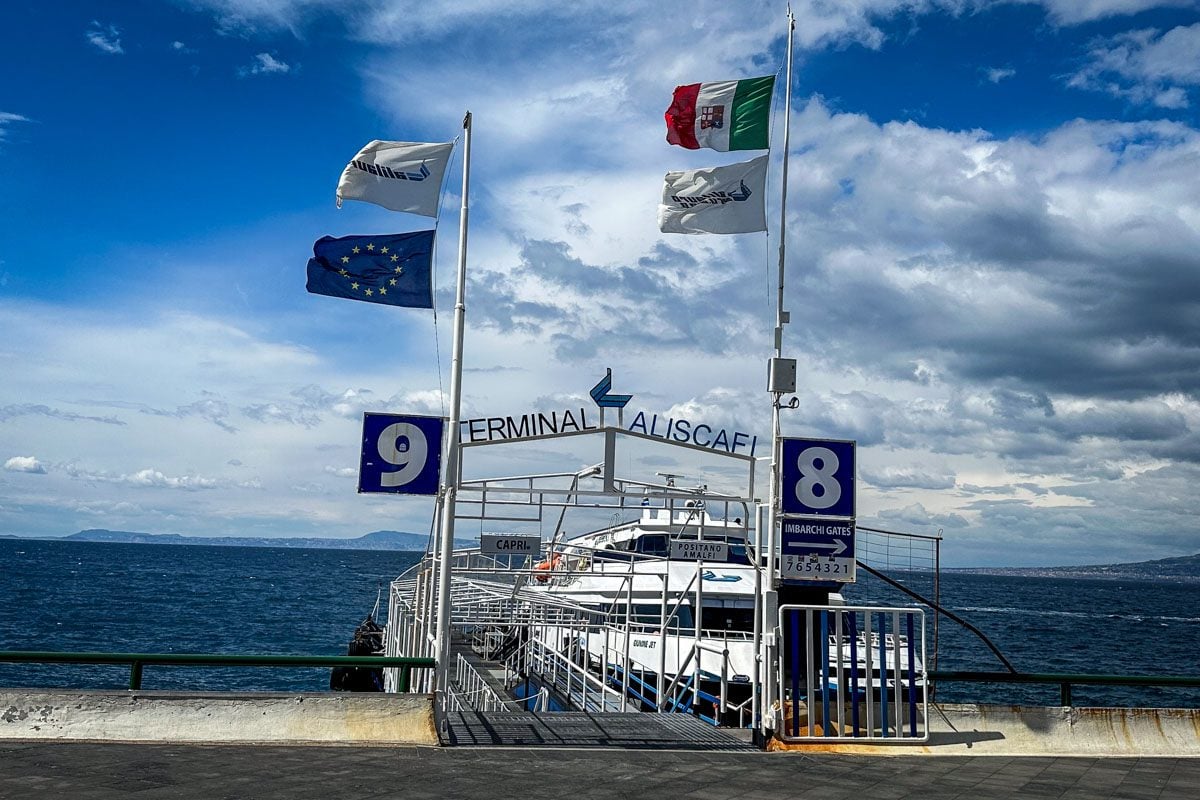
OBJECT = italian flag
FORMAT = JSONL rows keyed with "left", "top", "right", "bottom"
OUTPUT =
{"left": 665, "top": 75, "right": 775, "bottom": 151}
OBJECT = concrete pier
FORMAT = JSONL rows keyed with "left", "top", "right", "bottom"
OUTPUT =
{"left": 4, "top": 690, "right": 1200, "bottom": 757}
{"left": 770, "top": 703, "right": 1200, "bottom": 757}
{"left": 0, "top": 690, "right": 437, "bottom": 745}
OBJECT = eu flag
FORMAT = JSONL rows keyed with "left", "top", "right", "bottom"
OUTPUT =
{"left": 306, "top": 231, "right": 434, "bottom": 309}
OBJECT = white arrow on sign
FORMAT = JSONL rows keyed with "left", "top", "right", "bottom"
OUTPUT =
{"left": 803, "top": 539, "right": 848, "bottom": 556}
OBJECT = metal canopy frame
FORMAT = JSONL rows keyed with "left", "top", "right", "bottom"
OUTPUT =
{"left": 453, "top": 425, "right": 759, "bottom": 525}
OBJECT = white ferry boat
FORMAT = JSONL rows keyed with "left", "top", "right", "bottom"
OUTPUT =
{"left": 519, "top": 503, "right": 761, "bottom": 724}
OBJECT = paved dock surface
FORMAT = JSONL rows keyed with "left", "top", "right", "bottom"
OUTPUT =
{"left": 2, "top": 741, "right": 1198, "bottom": 799}
{"left": 442, "top": 708, "right": 757, "bottom": 748}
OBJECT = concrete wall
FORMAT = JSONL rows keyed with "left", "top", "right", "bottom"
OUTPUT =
{"left": 770, "top": 703, "right": 1200, "bottom": 756}
{"left": 0, "top": 691, "right": 438, "bottom": 745}
{"left": 7, "top": 693, "right": 1197, "bottom": 754}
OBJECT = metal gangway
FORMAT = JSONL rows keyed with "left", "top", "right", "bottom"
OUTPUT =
{"left": 386, "top": 545, "right": 754, "bottom": 723}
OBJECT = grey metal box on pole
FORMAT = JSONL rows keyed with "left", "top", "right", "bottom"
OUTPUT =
{"left": 768, "top": 357, "right": 797, "bottom": 393}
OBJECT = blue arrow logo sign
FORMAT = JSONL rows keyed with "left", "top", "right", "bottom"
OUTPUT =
{"left": 590, "top": 368, "right": 632, "bottom": 409}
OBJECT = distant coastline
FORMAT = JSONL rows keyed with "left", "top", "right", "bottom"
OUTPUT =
{"left": 944, "top": 552, "right": 1200, "bottom": 584}
{"left": 0, "top": 529, "right": 478, "bottom": 552}
{"left": 2, "top": 530, "right": 1197, "bottom": 581}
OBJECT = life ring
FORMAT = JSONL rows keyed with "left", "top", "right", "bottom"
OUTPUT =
{"left": 534, "top": 554, "right": 562, "bottom": 582}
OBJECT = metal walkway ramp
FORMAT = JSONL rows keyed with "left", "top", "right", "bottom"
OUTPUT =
{"left": 440, "top": 710, "right": 758, "bottom": 750}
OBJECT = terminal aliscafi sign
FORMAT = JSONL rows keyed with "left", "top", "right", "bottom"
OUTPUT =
{"left": 458, "top": 370, "right": 760, "bottom": 457}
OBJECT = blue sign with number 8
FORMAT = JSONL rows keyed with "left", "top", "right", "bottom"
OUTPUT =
{"left": 358, "top": 413, "right": 445, "bottom": 495}
{"left": 780, "top": 437, "right": 855, "bottom": 517}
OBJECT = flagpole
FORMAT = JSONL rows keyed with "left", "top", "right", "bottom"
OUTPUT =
{"left": 434, "top": 111, "right": 471, "bottom": 696}
{"left": 763, "top": 7, "right": 795, "bottom": 739}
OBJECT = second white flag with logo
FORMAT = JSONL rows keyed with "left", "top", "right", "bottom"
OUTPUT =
{"left": 658, "top": 155, "right": 768, "bottom": 235}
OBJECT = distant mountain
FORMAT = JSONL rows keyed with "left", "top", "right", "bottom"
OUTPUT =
{"left": 56, "top": 529, "right": 478, "bottom": 551}
{"left": 950, "top": 552, "right": 1200, "bottom": 583}
{"left": 8, "top": 530, "right": 1196, "bottom": 579}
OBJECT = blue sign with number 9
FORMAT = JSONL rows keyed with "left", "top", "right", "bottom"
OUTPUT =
{"left": 358, "top": 413, "right": 445, "bottom": 495}
{"left": 780, "top": 437, "right": 855, "bottom": 517}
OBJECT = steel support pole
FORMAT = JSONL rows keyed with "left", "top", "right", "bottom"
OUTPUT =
{"left": 434, "top": 112, "right": 472, "bottom": 697}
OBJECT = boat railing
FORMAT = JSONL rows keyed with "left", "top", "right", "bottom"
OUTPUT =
{"left": 607, "top": 657, "right": 724, "bottom": 724}
{"left": 653, "top": 638, "right": 734, "bottom": 720}
{"left": 699, "top": 627, "right": 754, "bottom": 641}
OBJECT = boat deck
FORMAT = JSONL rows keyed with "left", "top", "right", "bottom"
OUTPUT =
{"left": 440, "top": 708, "right": 757, "bottom": 750}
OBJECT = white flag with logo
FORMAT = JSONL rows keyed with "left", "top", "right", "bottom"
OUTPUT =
{"left": 658, "top": 154, "right": 768, "bottom": 234}
{"left": 336, "top": 140, "right": 454, "bottom": 217}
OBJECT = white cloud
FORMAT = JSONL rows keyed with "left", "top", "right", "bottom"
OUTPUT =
{"left": 86, "top": 21, "right": 124, "bottom": 55}
{"left": 4, "top": 456, "right": 46, "bottom": 474}
{"left": 984, "top": 66, "right": 1016, "bottom": 83}
{"left": 863, "top": 466, "right": 957, "bottom": 490}
{"left": 179, "top": 1, "right": 1198, "bottom": 55}
{"left": 241, "top": 52, "right": 292, "bottom": 76}
{"left": 62, "top": 465, "right": 221, "bottom": 490}
{"left": 1040, "top": 0, "right": 1197, "bottom": 25}
{"left": 0, "top": 111, "right": 29, "bottom": 143}
{"left": 0, "top": 298, "right": 445, "bottom": 540}
{"left": 1068, "top": 23, "right": 1200, "bottom": 108}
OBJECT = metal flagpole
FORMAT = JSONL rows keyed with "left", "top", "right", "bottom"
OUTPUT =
{"left": 762, "top": 8, "right": 795, "bottom": 739}
{"left": 434, "top": 111, "right": 472, "bottom": 697}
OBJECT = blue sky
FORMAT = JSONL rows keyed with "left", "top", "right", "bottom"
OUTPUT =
{"left": 2, "top": 0, "right": 1199, "bottom": 566}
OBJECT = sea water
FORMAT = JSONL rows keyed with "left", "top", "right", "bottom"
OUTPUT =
{"left": 0, "top": 539, "right": 422, "bottom": 692}
{"left": 1, "top": 539, "right": 1197, "bottom": 706}
{"left": 843, "top": 569, "right": 1200, "bottom": 707}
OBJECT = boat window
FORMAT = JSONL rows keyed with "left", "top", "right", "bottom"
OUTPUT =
{"left": 708, "top": 598, "right": 754, "bottom": 609}
{"left": 632, "top": 604, "right": 660, "bottom": 625}
{"left": 727, "top": 544, "right": 750, "bottom": 565}
{"left": 634, "top": 534, "right": 669, "bottom": 556}
{"left": 613, "top": 604, "right": 694, "bottom": 630}
{"left": 665, "top": 605, "right": 694, "bottom": 630}
{"left": 700, "top": 606, "right": 755, "bottom": 632}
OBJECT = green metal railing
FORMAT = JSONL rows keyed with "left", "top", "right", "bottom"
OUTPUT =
{"left": 5, "top": 652, "right": 1198, "bottom": 707}
{"left": 0, "top": 651, "right": 436, "bottom": 692}
{"left": 930, "top": 669, "right": 1200, "bottom": 706}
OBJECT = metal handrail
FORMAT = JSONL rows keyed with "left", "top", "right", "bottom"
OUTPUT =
{"left": 930, "top": 669, "right": 1200, "bottom": 706}
{"left": 0, "top": 650, "right": 436, "bottom": 691}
